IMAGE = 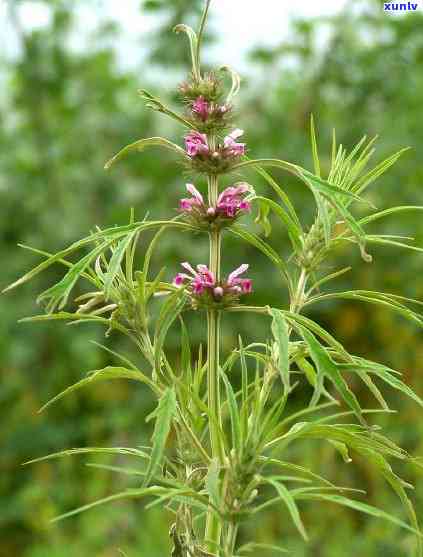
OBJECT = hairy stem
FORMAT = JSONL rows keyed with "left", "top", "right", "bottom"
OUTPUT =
{"left": 205, "top": 170, "right": 225, "bottom": 553}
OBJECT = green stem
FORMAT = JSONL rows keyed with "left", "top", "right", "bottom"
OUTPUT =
{"left": 205, "top": 171, "right": 225, "bottom": 553}
{"left": 196, "top": 0, "right": 212, "bottom": 73}
{"left": 224, "top": 522, "right": 239, "bottom": 557}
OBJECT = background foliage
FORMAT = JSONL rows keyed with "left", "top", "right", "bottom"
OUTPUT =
{"left": 1, "top": 0, "right": 422, "bottom": 555}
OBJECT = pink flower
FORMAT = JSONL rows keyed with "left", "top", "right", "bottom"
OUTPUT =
{"left": 173, "top": 262, "right": 216, "bottom": 295}
{"left": 173, "top": 262, "right": 252, "bottom": 302}
{"left": 216, "top": 183, "right": 251, "bottom": 217}
{"left": 223, "top": 129, "right": 246, "bottom": 157}
{"left": 185, "top": 131, "right": 209, "bottom": 157}
{"left": 179, "top": 182, "right": 251, "bottom": 221}
{"left": 179, "top": 183, "right": 205, "bottom": 212}
{"left": 192, "top": 96, "right": 210, "bottom": 121}
{"left": 226, "top": 264, "right": 252, "bottom": 294}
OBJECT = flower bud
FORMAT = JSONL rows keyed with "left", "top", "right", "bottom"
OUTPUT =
{"left": 213, "top": 286, "right": 224, "bottom": 299}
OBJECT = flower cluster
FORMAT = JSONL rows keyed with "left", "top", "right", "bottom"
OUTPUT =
{"left": 179, "top": 183, "right": 251, "bottom": 227}
{"left": 173, "top": 262, "right": 252, "bottom": 308}
{"left": 189, "top": 96, "right": 232, "bottom": 132}
{"left": 192, "top": 96, "right": 229, "bottom": 122}
{"left": 179, "top": 72, "right": 223, "bottom": 103}
{"left": 184, "top": 129, "right": 246, "bottom": 174}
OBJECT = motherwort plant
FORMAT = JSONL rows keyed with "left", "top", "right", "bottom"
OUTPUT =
{"left": 5, "top": 2, "right": 423, "bottom": 555}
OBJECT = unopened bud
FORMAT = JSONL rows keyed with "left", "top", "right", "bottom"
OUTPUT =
{"left": 248, "top": 489, "right": 258, "bottom": 503}
{"left": 213, "top": 286, "right": 224, "bottom": 299}
{"left": 212, "top": 151, "right": 220, "bottom": 159}
{"left": 207, "top": 207, "right": 216, "bottom": 217}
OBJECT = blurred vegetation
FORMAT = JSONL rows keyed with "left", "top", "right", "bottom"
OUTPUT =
{"left": 1, "top": 0, "right": 422, "bottom": 555}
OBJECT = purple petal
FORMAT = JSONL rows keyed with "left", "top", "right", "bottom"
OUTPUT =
{"left": 180, "top": 198, "right": 194, "bottom": 211}
{"left": 227, "top": 264, "right": 249, "bottom": 285}
{"left": 228, "top": 128, "right": 244, "bottom": 140}
{"left": 240, "top": 279, "right": 253, "bottom": 294}
{"left": 197, "top": 264, "right": 215, "bottom": 285}
{"left": 186, "top": 183, "right": 204, "bottom": 204}
{"left": 181, "top": 262, "right": 197, "bottom": 276}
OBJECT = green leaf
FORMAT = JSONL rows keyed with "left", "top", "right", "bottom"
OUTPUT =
{"left": 104, "top": 137, "right": 186, "bottom": 170}
{"left": 104, "top": 231, "right": 138, "bottom": 298}
{"left": 254, "top": 199, "right": 272, "bottom": 237}
{"left": 294, "top": 493, "right": 423, "bottom": 538}
{"left": 359, "top": 205, "right": 423, "bottom": 226}
{"left": 51, "top": 486, "right": 166, "bottom": 522}
{"left": 310, "top": 114, "right": 321, "bottom": 177}
{"left": 231, "top": 158, "right": 362, "bottom": 201}
{"left": 39, "top": 366, "right": 157, "bottom": 412}
{"left": 37, "top": 240, "right": 113, "bottom": 312}
{"left": 299, "top": 327, "right": 365, "bottom": 426}
{"left": 259, "top": 457, "right": 336, "bottom": 488}
{"left": 365, "top": 235, "right": 423, "bottom": 255}
{"left": 179, "top": 317, "right": 192, "bottom": 383}
{"left": 205, "top": 458, "right": 220, "bottom": 509}
{"left": 23, "top": 446, "right": 149, "bottom": 466}
{"left": 269, "top": 308, "right": 290, "bottom": 393}
{"left": 266, "top": 478, "right": 308, "bottom": 541}
{"left": 173, "top": 24, "right": 199, "bottom": 80}
{"left": 341, "top": 362, "right": 423, "bottom": 408}
{"left": 229, "top": 225, "right": 292, "bottom": 289}
{"left": 254, "top": 196, "right": 303, "bottom": 251}
{"left": 353, "top": 147, "right": 410, "bottom": 195}
{"left": 219, "top": 65, "right": 241, "bottom": 103}
{"left": 220, "top": 369, "right": 242, "bottom": 455}
{"left": 139, "top": 89, "right": 194, "bottom": 129}
{"left": 254, "top": 165, "right": 302, "bottom": 230}
{"left": 328, "top": 440, "right": 352, "bottom": 463}
{"left": 306, "top": 290, "right": 423, "bottom": 327}
{"left": 237, "top": 542, "right": 289, "bottom": 554}
{"left": 297, "top": 357, "right": 317, "bottom": 387}
{"left": 154, "top": 290, "right": 187, "bottom": 376}
{"left": 144, "top": 387, "right": 177, "bottom": 487}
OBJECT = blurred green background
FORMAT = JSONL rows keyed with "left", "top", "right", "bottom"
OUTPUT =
{"left": 1, "top": 1, "right": 423, "bottom": 555}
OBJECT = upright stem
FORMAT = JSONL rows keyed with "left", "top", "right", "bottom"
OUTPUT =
{"left": 225, "top": 523, "right": 239, "bottom": 557}
{"left": 205, "top": 165, "right": 225, "bottom": 552}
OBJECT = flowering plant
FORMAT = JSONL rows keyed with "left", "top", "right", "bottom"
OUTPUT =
{"left": 4, "top": 2, "right": 423, "bottom": 556}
